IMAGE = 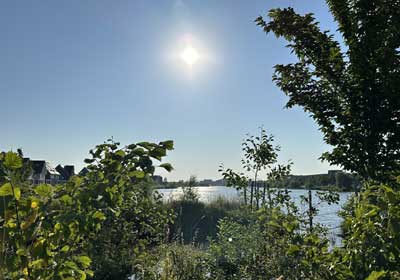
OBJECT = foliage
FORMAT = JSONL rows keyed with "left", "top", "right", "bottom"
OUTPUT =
{"left": 219, "top": 167, "right": 249, "bottom": 204}
{"left": 0, "top": 139, "right": 174, "bottom": 279}
{"left": 135, "top": 244, "right": 211, "bottom": 280}
{"left": 208, "top": 196, "right": 339, "bottom": 279}
{"left": 279, "top": 171, "right": 360, "bottom": 191}
{"left": 242, "top": 127, "right": 280, "bottom": 208}
{"left": 256, "top": 1, "right": 400, "bottom": 183}
{"left": 336, "top": 183, "right": 400, "bottom": 279}
{"left": 166, "top": 197, "right": 241, "bottom": 244}
{"left": 208, "top": 218, "right": 263, "bottom": 279}
{"left": 220, "top": 127, "right": 291, "bottom": 209}
{"left": 180, "top": 175, "right": 199, "bottom": 202}
{"left": 89, "top": 183, "right": 173, "bottom": 280}
{"left": 81, "top": 139, "right": 175, "bottom": 279}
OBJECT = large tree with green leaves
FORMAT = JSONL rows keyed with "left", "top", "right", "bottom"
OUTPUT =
{"left": 256, "top": 0, "right": 400, "bottom": 183}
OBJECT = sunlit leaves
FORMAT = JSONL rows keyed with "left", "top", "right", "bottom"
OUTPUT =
{"left": 0, "top": 183, "right": 13, "bottom": 196}
{"left": 4, "top": 151, "right": 23, "bottom": 170}
{"left": 34, "top": 184, "right": 53, "bottom": 198}
{"left": 0, "top": 139, "right": 174, "bottom": 279}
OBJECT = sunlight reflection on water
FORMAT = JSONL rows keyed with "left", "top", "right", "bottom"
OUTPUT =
{"left": 158, "top": 186, "right": 352, "bottom": 247}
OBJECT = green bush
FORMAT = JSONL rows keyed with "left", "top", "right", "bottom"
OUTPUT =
{"left": 0, "top": 139, "right": 174, "bottom": 280}
{"left": 335, "top": 183, "right": 400, "bottom": 279}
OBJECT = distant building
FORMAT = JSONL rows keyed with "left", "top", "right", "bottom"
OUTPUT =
{"left": 56, "top": 164, "right": 76, "bottom": 181}
{"left": 30, "top": 160, "right": 62, "bottom": 185}
{"left": 152, "top": 175, "right": 163, "bottom": 185}
{"left": 25, "top": 159, "right": 76, "bottom": 185}
{"left": 78, "top": 167, "right": 89, "bottom": 176}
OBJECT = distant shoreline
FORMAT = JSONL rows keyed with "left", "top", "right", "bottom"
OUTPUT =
{"left": 154, "top": 185, "right": 354, "bottom": 192}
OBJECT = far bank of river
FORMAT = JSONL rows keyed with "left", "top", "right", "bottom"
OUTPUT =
{"left": 157, "top": 186, "right": 352, "bottom": 246}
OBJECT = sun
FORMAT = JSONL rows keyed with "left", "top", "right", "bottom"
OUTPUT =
{"left": 180, "top": 46, "right": 199, "bottom": 66}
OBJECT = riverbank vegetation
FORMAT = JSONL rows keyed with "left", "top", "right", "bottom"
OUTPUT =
{"left": 1, "top": 0, "right": 400, "bottom": 279}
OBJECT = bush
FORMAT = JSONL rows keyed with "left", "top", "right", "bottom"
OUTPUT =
{"left": 0, "top": 139, "right": 174, "bottom": 280}
{"left": 335, "top": 183, "right": 400, "bottom": 279}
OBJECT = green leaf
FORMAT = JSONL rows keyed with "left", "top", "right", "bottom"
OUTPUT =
{"left": 129, "top": 170, "right": 145, "bottom": 179}
{"left": 150, "top": 147, "right": 166, "bottom": 160}
{"left": 4, "top": 152, "right": 23, "bottom": 169}
{"left": 137, "top": 142, "right": 154, "bottom": 150}
{"left": 34, "top": 184, "right": 53, "bottom": 198}
{"left": 114, "top": 150, "right": 126, "bottom": 157}
{"left": 159, "top": 163, "right": 173, "bottom": 172}
{"left": 160, "top": 140, "right": 174, "bottom": 150}
{"left": 60, "top": 194, "right": 73, "bottom": 205}
{"left": 287, "top": 244, "right": 300, "bottom": 255}
{"left": 0, "top": 183, "right": 13, "bottom": 197}
{"left": 76, "top": 256, "right": 91, "bottom": 268}
{"left": 366, "top": 270, "right": 387, "bottom": 280}
{"left": 61, "top": 245, "right": 70, "bottom": 252}
{"left": 92, "top": 211, "right": 106, "bottom": 220}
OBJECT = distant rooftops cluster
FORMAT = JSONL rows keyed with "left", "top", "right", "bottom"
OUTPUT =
{"left": 25, "top": 158, "right": 162, "bottom": 186}
{"left": 25, "top": 159, "right": 87, "bottom": 185}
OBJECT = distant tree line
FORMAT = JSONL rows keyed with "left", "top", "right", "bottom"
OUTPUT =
{"left": 273, "top": 171, "right": 360, "bottom": 191}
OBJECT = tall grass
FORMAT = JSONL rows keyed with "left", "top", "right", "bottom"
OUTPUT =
{"left": 165, "top": 195, "right": 242, "bottom": 245}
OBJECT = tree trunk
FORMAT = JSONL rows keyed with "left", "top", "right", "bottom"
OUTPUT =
{"left": 262, "top": 181, "right": 266, "bottom": 207}
{"left": 308, "top": 189, "right": 313, "bottom": 232}
{"left": 255, "top": 170, "right": 259, "bottom": 209}
{"left": 250, "top": 180, "right": 254, "bottom": 208}
{"left": 267, "top": 182, "right": 272, "bottom": 208}
{"left": 244, "top": 182, "right": 247, "bottom": 205}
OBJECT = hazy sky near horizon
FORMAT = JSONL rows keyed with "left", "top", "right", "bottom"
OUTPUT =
{"left": 0, "top": 0, "right": 342, "bottom": 180}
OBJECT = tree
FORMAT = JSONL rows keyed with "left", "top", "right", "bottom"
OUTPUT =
{"left": 219, "top": 166, "right": 249, "bottom": 205}
{"left": 256, "top": 0, "right": 400, "bottom": 183}
{"left": 220, "top": 127, "right": 290, "bottom": 209}
{"left": 335, "top": 171, "right": 355, "bottom": 191}
{"left": 180, "top": 175, "right": 199, "bottom": 202}
{"left": 242, "top": 127, "right": 280, "bottom": 208}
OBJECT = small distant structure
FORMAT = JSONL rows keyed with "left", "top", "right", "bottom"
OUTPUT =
{"left": 56, "top": 164, "right": 76, "bottom": 181}
{"left": 25, "top": 159, "right": 76, "bottom": 185}
{"left": 78, "top": 167, "right": 89, "bottom": 176}
{"left": 30, "top": 160, "right": 62, "bottom": 185}
{"left": 152, "top": 175, "right": 163, "bottom": 185}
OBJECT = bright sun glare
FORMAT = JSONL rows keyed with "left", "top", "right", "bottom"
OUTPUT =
{"left": 180, "top": 46, "right": 199, "bottom": 66}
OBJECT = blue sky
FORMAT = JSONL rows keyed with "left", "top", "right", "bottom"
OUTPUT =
{"left": 0, "top": 1, "right": 342, "bottom": 180}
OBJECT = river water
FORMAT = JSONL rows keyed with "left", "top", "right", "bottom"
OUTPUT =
{"left": 158, "top": 186, "right": 352, "bottom": 246}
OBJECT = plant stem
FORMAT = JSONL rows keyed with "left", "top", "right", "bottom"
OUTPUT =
{"left": 10, "top": 179, "right": 31, "bottom": 280}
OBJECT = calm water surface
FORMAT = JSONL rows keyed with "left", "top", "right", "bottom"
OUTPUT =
{"left": 158, "top": 186, "right": 352, "bottom": 246}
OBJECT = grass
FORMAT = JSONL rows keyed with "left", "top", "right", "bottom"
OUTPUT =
{"left": 165, "top": 195, "right": 242, "bottom": 245}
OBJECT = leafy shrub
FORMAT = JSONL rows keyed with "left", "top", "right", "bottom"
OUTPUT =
{"left": 336, "top": 183, "right": 400, "bottom": 279}
{"left": 0, "top": 139, "right": 174, "bottom": 280}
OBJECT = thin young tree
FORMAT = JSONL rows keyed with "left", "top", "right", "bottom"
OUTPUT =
{"left": 241, "top": 127, "right": 280, "bottom": 209}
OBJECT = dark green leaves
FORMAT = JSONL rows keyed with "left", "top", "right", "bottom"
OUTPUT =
{"left": 256, "top": 2, "right": 400, "bottom": 183}
{"left": 159, "top": 163, "right": 173, "bottom": 172}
